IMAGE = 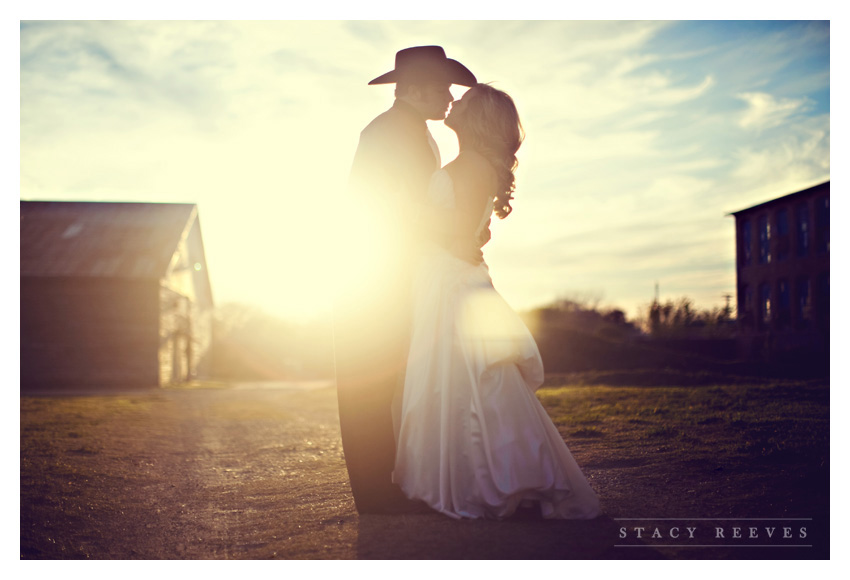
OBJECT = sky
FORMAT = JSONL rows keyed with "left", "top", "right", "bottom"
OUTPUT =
{"left": 19, "top": 19, "right": 831, "bottom": 323}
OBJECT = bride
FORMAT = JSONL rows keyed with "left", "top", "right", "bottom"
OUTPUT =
{"left": 392, "top": 84, "right": 602, "bottom": 520}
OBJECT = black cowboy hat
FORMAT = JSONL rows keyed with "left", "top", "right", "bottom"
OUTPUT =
{"left": 368, "top": 45, "right": 476, "bottom": 87}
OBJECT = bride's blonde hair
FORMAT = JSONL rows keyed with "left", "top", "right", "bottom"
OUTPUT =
{"left": 461, "top": 83, "right": 524, "bottom": 219}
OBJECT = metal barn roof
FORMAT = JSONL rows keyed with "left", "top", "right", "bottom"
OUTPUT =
{"left": 20, "top": 201, "right": 200, "bottom": 279}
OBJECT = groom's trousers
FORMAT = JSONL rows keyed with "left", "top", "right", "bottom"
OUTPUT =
{"left": 333, "top": 245, "right": 416, "bottom": 514}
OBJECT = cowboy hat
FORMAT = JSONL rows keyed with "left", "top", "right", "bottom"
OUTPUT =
{"left": 368, "top": 45, "right": 476, "bottom": 87}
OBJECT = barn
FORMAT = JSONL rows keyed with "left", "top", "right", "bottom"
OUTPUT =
{"left": 20, "top": 201, "right": 214, "bottom": 389}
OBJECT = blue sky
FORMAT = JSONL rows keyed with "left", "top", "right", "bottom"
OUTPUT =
{"left": 19, "top": 20, "right": 830, "bottom": 322}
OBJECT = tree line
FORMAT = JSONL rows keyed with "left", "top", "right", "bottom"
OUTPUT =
{"left": 209, "top": 295, "right": 739, "bottom": 381}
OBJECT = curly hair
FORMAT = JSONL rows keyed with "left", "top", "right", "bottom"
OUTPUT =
{"left": 457, "top": 83, "right": 525, "bottom": 218}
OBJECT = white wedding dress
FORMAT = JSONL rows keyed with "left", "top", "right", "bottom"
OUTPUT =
{"left": 392, "top": 169, "right": 602, "bottom": 520}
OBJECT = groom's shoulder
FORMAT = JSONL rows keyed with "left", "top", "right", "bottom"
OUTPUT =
{"left": 361, "top": 107, "right": 394, "bottom": 133}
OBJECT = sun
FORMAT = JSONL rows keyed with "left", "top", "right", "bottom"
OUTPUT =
{"left": 204, "top": 185, "right": 396, "bottom": 324}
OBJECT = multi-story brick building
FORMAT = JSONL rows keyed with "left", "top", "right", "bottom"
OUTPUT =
{"left": 730, "top": 181, "right": 829, "bottom": 364}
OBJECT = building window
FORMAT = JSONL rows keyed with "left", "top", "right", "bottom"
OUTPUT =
{"left": 740, "top": 219, "right": 752, "bottom": 266}
{"left": 796, "top": 203, "right": 809, "bottom": 257}
{"left": 777, "top": 279, "right": 790, "bottom": 329}
{"left": 739, "top": 283, "right": 753, "bottom": 328}
{"left": 815, "top": 196, "right": 829, "bottom": 254}
{"left": 758, "top": 215, "right": 770, "bottom": 264}
{"left": 796, "top": 277, "right": 811, "bottom": 329}
{"left": 815, "top": 272, "right": 829, "bottom": 328}
{"left": 776, "top": 208, "right": 789, "bottom": 261}
{"left": 759, "top": 282, "right": 771, "bottom": 328}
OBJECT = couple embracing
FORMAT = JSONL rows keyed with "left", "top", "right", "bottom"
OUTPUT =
{"left": 333, "top": 46, "right": 602, "bottom": 520}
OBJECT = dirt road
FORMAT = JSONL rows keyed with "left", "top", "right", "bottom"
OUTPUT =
{"left": 20, "top": 383, "right": 827, "bottom": 559}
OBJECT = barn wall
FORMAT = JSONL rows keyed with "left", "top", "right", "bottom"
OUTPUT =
{"left": 158, "top": 282, "right": 213, "bottom": 385}
{"left": 20, "top": 277, "right": 161, "bottom": 388}
{"left": 186, "top": 218, "right": 213, "bottom": 378}
{"left": 158, "top": 285, "right": 190, "bottom": 386}
{"left": 158, "top": 219, "right": 213, "bottom": 385}
{"left": 190, "top": 300, "right": 213, "bottom": 379}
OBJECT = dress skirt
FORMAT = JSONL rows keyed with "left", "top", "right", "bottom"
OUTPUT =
{"left": 392, "top": 243, "right": 602, "bottom": 520}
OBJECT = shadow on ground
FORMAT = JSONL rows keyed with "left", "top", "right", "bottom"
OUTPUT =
{"left": 355, "top": 514, "right": 659, "bottom": 559}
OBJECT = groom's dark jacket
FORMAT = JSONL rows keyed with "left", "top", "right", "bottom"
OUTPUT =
{"left": 341, "top": 97, "right": 440, "bottom": 384}
{"left": 349, "top": 99, "right": 440, "bottom": 225}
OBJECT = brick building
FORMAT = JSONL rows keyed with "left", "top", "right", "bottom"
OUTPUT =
{"left": 730, "top": 181, "right": 829, "bottom": 365}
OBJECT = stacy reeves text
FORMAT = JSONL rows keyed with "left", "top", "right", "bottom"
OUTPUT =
{"left": 618, "top": 525, "right": 808, "bottom": 540}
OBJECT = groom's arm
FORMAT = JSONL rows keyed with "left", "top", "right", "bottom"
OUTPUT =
{"left": 418, "top": 201, "right": 487, "bottom": 265}
{"left": 449, "top": 238, "right": 485, "bottom": 265}
{"left": 449, "top": 220, "right": 489, "bottom": 265}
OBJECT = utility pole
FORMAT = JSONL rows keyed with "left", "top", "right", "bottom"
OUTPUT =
{"left": 722, "top": 293, "right": 733, "bottom": 319}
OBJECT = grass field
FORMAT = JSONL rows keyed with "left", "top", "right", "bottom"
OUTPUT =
{"left": 531, "top": 373, "right": 830, "bottom": 559}
{"left": 20, "top": 373, "right": 830, "bottom": 559}
{"left": 541, "top": 376, "right": 828, "bottom": 467}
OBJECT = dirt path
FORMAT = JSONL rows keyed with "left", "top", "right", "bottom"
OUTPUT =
{"left": 20, "top": 384, "right": 827, "bottom": 559}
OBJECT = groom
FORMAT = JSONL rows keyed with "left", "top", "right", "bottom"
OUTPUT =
{"left": 335, "top": 46, "right": 483, "bottom": 514}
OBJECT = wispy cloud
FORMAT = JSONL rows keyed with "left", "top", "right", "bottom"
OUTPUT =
{"left": 737, "top": 92, "right": 812, "bottom": 130}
